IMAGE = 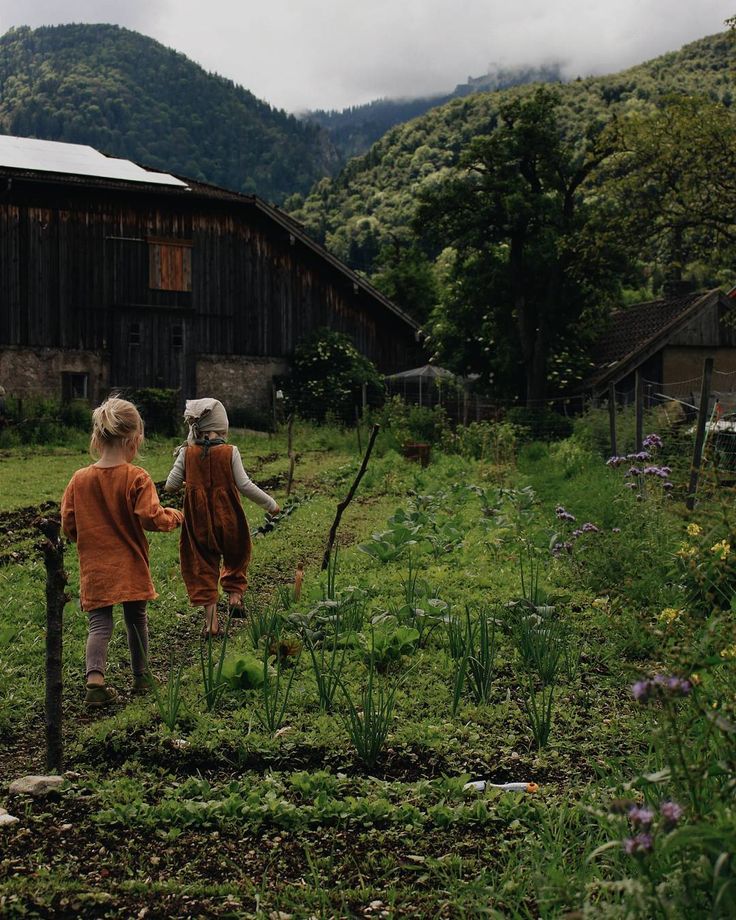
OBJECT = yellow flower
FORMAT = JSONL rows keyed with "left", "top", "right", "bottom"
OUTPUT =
{"left": 710, "top": 540, "right": 731, "bottom": 560}
{"left": 690, "top": 673, "right": 702, "bottom": 685}
{"left": 720, "top": 644, "right": 736, "bottom": 660}
{"left": 676, "top": 544, "right": 697, "bottom": 558}
{"left": 686, "top": 523, "right": 702, "bottom": 537}
{"left": 658, "top": 607, "right": 683, "bottom": 624}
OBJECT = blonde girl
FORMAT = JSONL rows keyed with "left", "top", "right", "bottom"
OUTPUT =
{"left": 61, "top": 396, "right": 183, "bottom": 707}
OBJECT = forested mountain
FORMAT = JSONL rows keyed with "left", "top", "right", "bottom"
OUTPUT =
{"left": 0, "top": 24, "right": 339, "bottom": 202}
{"left": 289, "top": 31, "right": 735, "bottom": 277}
{"left": 304, "top": 64, "right": 563, "bottom": 160}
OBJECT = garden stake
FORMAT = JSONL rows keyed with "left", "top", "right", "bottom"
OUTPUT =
{"left": 35, "top": 516, "right": 69, "bottom": 773}
{"left": 294, "top": 562, "right": 304, "bottom": 601}
{"left": 322, "top": 423, "right": 380, "bottom": 570}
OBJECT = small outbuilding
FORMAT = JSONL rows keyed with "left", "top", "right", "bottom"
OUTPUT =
{"left": 584, "top": 287, "right": 736, "bottom": 407}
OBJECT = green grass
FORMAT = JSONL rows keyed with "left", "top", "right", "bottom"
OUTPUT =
{"left": 1, "top": 429, "right": 734, "bottom": 918}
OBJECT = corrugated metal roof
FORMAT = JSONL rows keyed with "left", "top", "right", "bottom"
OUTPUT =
{"left": 0, "top": 135, "right": 188, "bottom": 188}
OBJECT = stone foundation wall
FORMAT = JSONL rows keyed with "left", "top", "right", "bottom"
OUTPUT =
{"left": 195, "top": 355, "right": 288, "bottom": 413}
{"left": 0, "top": 346, "right": 108, "bottom": 402}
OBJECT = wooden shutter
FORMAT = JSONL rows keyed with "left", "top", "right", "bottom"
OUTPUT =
{"left": 148, "top": 239, "right": 192, "bottom": 292}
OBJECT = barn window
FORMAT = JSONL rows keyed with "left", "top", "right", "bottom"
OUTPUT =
{"left": 148, "top": 238, "right": 192, "bottom": 292}
{"left": 61, "top": 372, "right": 89, "bottom": 402}
{"left": 129, "top": 323, "right": 141, "bottom": 345}
{"left": 172, "top": 325, "right": 184, "bottom": 350}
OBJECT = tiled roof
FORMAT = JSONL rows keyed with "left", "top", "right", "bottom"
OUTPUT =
{"left": 594, "top": 291, "right": 707, "bottom": 366}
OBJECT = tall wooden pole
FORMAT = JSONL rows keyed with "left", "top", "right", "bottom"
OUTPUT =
{"left": 635, "top": 370, "right": 644, "bottom": 452}
{"left": 608, "top": 383, "right": 617, "bottom": 457}
{"left": 686, "top": 357, "right": 714, "bottom": 511}
{"left": 36, "top": 517, "right": 68, "bottom": 773}
{"left": 285, "top": 414, "right": 295, "bottom": 498}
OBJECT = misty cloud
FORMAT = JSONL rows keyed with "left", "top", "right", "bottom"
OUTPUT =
{"left": 0, "top": 0, "right": 733, "bottom": 111}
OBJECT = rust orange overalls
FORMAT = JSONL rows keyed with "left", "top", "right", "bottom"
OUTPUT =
{"left": 179, "top": 443, "right": 252, "bottom": 605}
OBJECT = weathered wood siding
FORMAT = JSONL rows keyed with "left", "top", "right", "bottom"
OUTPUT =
{"left": 0, "top": 178, "right": 419, "bottom": 394}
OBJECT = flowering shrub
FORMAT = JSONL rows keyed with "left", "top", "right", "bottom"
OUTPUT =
{"left": 283, "top": 328, "right": 385, "bottom": 422}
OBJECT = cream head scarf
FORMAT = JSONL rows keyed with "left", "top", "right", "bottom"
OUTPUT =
{"left": 184, "top": 398, "right": 229, "bottom": 442}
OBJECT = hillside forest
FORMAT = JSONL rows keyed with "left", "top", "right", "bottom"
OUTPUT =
{"left": 290, "top": 27, "right": 736, "bottom": 402}
{"left": 1, "top": 22, "right": 735, "bottom": 402}
{"left": 0, "top": 24, "right": 339, "bottom": 203}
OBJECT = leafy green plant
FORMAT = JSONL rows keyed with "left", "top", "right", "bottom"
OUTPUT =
{"left": 339, "top": 661, "right": 401, "bottom": 767}
{"left": 254, "top": 617, "right": 301, "bottom": 733}
{"left": 248, "top": 601, "right": 281, "bottom": 649}
{"left": 510, "top": 610, "right": 564, "bottom": 686}
{"left": 221, "top": 653, "right": 266, "bottom": 691}
{"left": 444, "top": 610, "right": 467, "bottom": 660}
{"left": 149, "top": 651, "right": 186, "bottom": 732}
{"left": 463, "top": 606, "right": 498, "bottom": 705}
{"left": 522, "top": 678, "right": 555, "bottom": 749}
{"left": 302, "top": 611, "right": 350, "bottom": 713}
{"left": 198, "top": 623, "right": 230, "bottom": 713}
{"left": 359, "top": 525, "right": 419, "bottom": 563}
{"left": 360, "top": 620, "right": 420, "bottom": 672}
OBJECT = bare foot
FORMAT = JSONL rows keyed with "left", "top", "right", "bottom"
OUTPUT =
{"left": 202, "top": 603, "right": 219, "bottom": 636}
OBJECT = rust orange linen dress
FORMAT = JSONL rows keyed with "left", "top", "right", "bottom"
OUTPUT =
{"left": 179, "top": 444, "right": 252, "bottom": 605}
{"left": 61, "top": 464, "right": 183, "bottom": 611}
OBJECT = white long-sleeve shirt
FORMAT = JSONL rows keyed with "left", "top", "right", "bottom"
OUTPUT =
{"left": 165, "top": 445, "right": 278, "bottom": 514}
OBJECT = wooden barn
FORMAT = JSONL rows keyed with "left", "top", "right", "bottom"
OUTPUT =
{"left": 0, "top": 135, "right": 422, "bottom": 410}
{"left": 584, "top": 287, "right": 736, "bottom": 405}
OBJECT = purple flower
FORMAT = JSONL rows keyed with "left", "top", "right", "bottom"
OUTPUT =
{"left": 660, "top": 801, "right": 684, "bottom": 829}
{"left": 551, "top": 541, "right": 573, "bottom": 557}
{"left": 643, "top": 433, "right": 663, "bottom": 450}
{"left": 627, "top": 451, "right": 651, "bottom": 462}
{"left": 582, "top": 522, "right": 600, "bottom": 533}
{"left": 663, "top": 482, "right": 674, "bottom": 491}
{"left": 571, "top": 529, "right": 583, "bottom": 539}
{"left": 627, "top": 467, "right": 642, "bottom": 477}
{"left": 607, "top": 455, "right": 627, "bottom": 468}
{"left": 628, "top": 806, "right": 654, "bottom": 829}
{"left": 555, "top": 506, "right": 576, "bottom": 522}
{"left": 623, "top": 833, "right": 653, "bottom": 856}
{"left": 632, "top": 680, "right": 652, "bottom": 702}
{"left": 632, "top": 675, "right": 692, "bottom": 704}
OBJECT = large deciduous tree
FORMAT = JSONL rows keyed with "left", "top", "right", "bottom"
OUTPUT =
{"left": 600, "top": 97, "right": 736, "bottom": 286}
{"left": 415, "top": 88, "right": 620, "bottom": 404}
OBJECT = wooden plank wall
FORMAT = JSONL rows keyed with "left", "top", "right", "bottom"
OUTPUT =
{"left": 0, "top": 180, "right": 420, "bottom": 380}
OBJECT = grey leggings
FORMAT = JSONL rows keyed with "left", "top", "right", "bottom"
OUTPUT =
{"left": 86, "top": 601, "right": 148, "bottom": 679}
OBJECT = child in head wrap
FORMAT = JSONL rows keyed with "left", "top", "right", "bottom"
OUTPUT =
{"left": 165, "top": 398, "right": 280, "bottom": 636}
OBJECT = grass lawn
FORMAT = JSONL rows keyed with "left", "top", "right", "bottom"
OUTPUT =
{"left": 0, "top": 425, "right": 734, "bottom": 918}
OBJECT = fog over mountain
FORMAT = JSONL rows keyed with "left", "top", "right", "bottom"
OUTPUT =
{"left": 0, "top": 0, "right": 733, "bottom": 111}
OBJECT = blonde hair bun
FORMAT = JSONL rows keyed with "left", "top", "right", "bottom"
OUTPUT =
{"left": 90, "top": 396, "right": 144, "bottom": 457}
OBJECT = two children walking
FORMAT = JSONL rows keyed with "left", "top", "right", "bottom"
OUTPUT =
{"left": 61, "top": 396, "right": 278, "bottom": 707}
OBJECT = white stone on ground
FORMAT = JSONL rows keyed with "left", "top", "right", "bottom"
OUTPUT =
{"left": 9, "top": 775, "right": 66, "bottom": 796}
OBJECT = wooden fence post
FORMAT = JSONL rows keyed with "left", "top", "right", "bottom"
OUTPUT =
{"left": 686, "top": 357, "right": 715, "bottom": 511}
{"left": 635, "top": 370, "right": 644, "bottom": 452}
{"left": 285, "top": 414, "right": 296, "bottom": 498}
{"left": 36, "top": 517, "right": 68, "bottom": 773}
{"left": 608, "top": 383, "right": 617, "bottom": 457}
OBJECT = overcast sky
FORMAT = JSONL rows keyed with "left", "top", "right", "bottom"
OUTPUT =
{"left": 0, "top": 1, "right": 733, "bottom": 112}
